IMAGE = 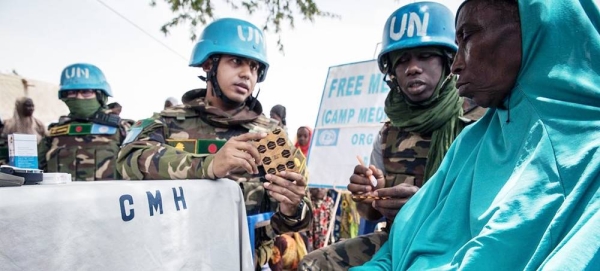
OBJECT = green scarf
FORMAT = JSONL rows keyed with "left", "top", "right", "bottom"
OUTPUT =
{"left": 384, "top": 74, "right": 463, "bottom": 182}
{"left": 64, "top": 98, "right": 102, "bottom": 119}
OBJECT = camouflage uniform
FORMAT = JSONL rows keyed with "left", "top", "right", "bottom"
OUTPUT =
{"left": 299, "top": 101, "right": 485, "bottom": 271}
{"left": 38, "top": 109, "right": 130, "bottom": 181}
{"left": 117, "top": 89, "right": 313, "bottom": 269}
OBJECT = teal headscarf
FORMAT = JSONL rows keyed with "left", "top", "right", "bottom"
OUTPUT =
{"left": 352, "top": 0, "right": 600, "bottom": 270}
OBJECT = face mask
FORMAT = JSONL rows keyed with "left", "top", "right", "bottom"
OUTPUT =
{"left": 64, "top": 98, "right": 101, "bottom": 118}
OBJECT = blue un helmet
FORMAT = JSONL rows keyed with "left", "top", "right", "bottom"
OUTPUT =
{"left": 59, "top": 63, "right": 112, "bottom": 99}
{"left": 189, "top": 18, "right": 269, "bottom": 82}
{"left": 377, "top": 1, "right": 457, "bottom": 74}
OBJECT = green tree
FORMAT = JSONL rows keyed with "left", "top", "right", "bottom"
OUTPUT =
{"left": 150, "top": 0, "right": 339, "bottom": 53}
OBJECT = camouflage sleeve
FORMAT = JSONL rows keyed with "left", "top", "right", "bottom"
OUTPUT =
{"left": 38, "top": 136, "right": 49, "bottom": 171}
{"left": 370, "top": 131, "right": 386, "bottom": 174}
{"left": 117, "top": 119, "right": 133, "bottom": 141}
{"left": 270, "top": 148, "right": 313, "bottom": 234}
{"left": 116, "top": 118, "right": 212, "bottom": 180}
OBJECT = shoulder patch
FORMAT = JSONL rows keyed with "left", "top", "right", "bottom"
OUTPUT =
{"left": 91, "top": 124, "right": 118, "bottom": 135}
{"left": 49, "top": 124, "right": 70, "bottom": 136}
{"left": 122, "top": 127, "right": 143, "bottom": 145}
{"left": 68, "top": 123, "right": 93, "bottom": 135}
{"left": 197, "top": 139, "right": 226, "bottom": 154}
{"left": 49, "top": 123, "right": 113, "bottom": 136}
{"left": 132, "top": 118, "right": 157, "bottom": 129}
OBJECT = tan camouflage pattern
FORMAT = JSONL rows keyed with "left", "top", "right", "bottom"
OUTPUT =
{"left": 298, "top": 232, "right": 389, "bottom": 271}
{"left": 116, "top": 89, "right": 313, "bottom": 268}
{"left": 381, "top": 122, "right": 432, "bottom": 189}
{"left": 37, "top": 116, "right": 129, "bottom": 181}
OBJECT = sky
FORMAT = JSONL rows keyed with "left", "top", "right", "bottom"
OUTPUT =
{"left": 0, "top": 0, "right": 462, "bottom": 135}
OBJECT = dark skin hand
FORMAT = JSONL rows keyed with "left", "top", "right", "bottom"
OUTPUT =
{"left": 371, "top": 183, "right": 419, "bottom": 221}
{"left": 264, "top": 171, "right": 308, "bottom": 217}
{"left": 349, "top": 164, "right": 419, "bottom": 221}
{"left": 349, "top": 164, "right": 385, "bottom": 221}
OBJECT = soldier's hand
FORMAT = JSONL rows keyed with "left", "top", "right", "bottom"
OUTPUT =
{"left": 211, "top": 132, "right": 266, "bottom": 178}
{"left": 371, "top": 183, "right": 419, "bottom": 221}
{"left": 348, "top": 164, "right": 384, "bottom": 203}
{"left": 263, "top": 171, "right": 307, "bottom": 217}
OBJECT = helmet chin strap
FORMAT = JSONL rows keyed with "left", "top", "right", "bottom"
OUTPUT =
{"left": 204, "top": 55, "right": 241, "bottom": 106}
{"left": 96, "top": 91, "right": 108, "bottom": 108}
{"left": 199, "top": 55, "right": 263, "bottom": 110}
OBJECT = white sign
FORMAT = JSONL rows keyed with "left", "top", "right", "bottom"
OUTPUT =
{"left": 308, "top": 60, "right": 390, "bottom": 189}
{"left": 0, "top": 180, "right": 254, "bottom": 270}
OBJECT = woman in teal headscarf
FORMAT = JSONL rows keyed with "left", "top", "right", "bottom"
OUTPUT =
{"left": 352, "top": 0, "right": 600, "bottom": 270}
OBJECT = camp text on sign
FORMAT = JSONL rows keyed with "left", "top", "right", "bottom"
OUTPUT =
{"left": 64, "top": 66, "right": 90, "bottom": 79}
{"left": 238, "top": 25, "right": 264, "bottom": 47}
{"left": 389, "top": 12, "right": 429, "bottom": 40}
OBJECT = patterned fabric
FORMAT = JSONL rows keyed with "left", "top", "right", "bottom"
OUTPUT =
{"left": 270, "top": 233, "right": 309, "bottom": 271}
{"left": 308, "top": 188, "right": 335, "bottom": 250}
{"left": 337, "top": 192, "right": 360, "bottom": 240}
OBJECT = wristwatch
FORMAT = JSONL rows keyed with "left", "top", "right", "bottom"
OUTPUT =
{"left": 281, "top": 200, "right": 306, "bottom": 220}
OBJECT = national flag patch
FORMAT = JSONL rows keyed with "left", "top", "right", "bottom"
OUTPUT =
{"left": 91, "top": 124, "right": 117, "bottom": 135}
{"left": 197, "top": 139, "right": 226, "bottom": 154}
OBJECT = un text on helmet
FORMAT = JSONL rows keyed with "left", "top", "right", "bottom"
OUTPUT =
{"left": 237, "top": 25, "right": 265, "bottom": 48}
{"left": 64, "top": 66, "right": 90, "bottom": 79}
{"left": 389, "top": 12, "right": 429, "bottom": 41}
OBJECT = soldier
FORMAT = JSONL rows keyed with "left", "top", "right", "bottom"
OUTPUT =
{"left": 38, "top": 63, "right": 130, "bottom": 181}
{"left": 116, "top": 18, "right": 312, "bottom": 270}
{"left": 299, "top": 2, "right": 485, "bottom": 270}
